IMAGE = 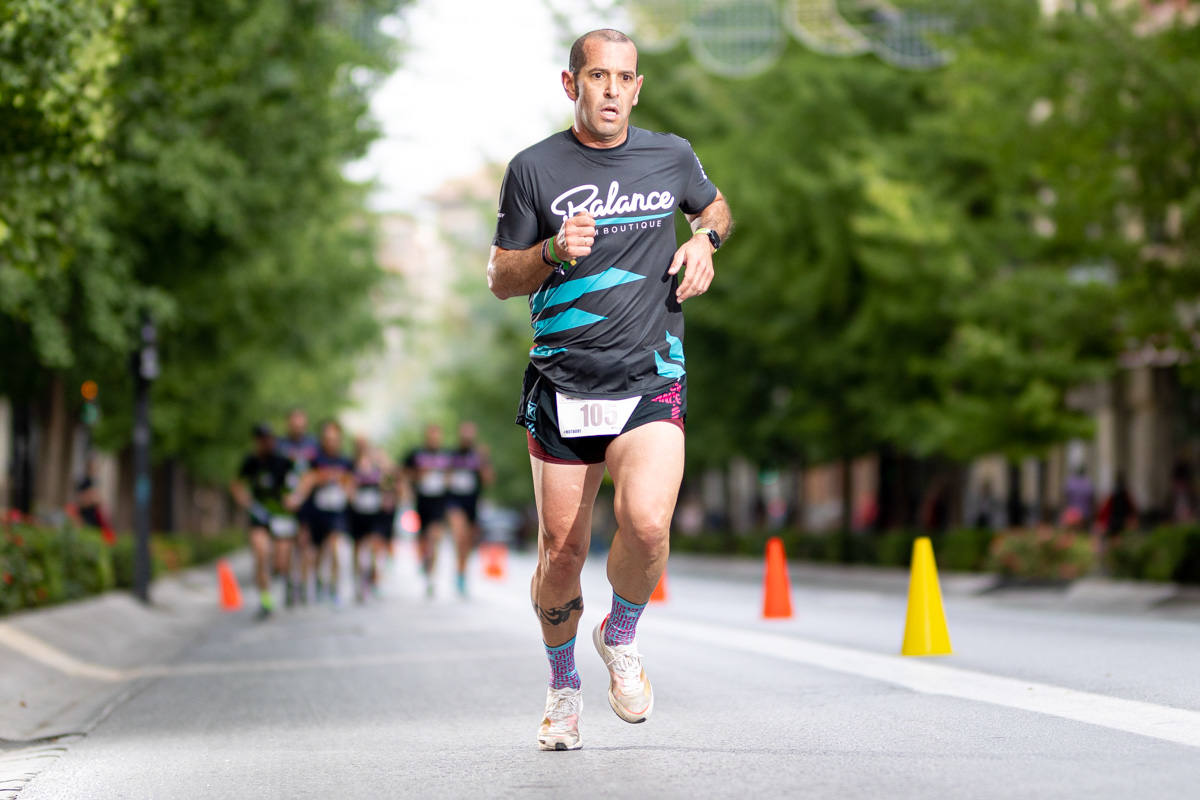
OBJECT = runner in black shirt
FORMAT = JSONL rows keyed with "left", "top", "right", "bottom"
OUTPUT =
{"left": 445, "top": 421, "right": 494, "bottom": 597}
{"left": 488, "top": 29, "right": 732, "bottom": 751}
{"left": 276, "top": 408, "right": 320, "bottom": 604}
{"left": 230, "top": 424, "right": 296, "bottom": 619}
{"left": 402, "top": 424, "right": 452, "bottom": 598}
{"left": 287, "top": 420, "right": 354, "bottom": 605}
{"left": 349, "top": 434, "right": 390, "bottom": 603}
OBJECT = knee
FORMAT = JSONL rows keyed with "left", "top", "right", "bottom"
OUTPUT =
{"left": 540, "top": 529, "right": 588, "bottom": 577}
{"left": 618, "top": 509, "right": 672, "bottom": 557}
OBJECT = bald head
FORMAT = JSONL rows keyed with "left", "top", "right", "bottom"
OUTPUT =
{"left": 569, "top": 28, "right": 637, "bottom": 75}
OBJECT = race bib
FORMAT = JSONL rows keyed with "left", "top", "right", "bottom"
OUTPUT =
{"left": 352, "top": 487, "right": 382, "bottom": 514}
{"left": 314, "top": 484, "right": 348, "bottom": 512}
{"left": 448, "top": 470, "right": 478, "bottom": 495}
{"left": 269, "top": 516, "right": 298, "bottom": 538}
{"left": 555, "top": 392, "right": 640, "bottom": 438}
{"left": 418, "top": 472, "right": 447, "bottom": 496}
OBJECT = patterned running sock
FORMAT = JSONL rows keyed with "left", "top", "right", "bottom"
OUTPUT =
{"left": 545, "top": 638, "right": 582, "bottom": 690}
{"left": 604, "top": 592, "right": 647, "bottom": 646}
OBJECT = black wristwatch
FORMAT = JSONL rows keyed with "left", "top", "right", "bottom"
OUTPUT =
{"left": 696, "top": 227, "right": 721, "bottom": 251}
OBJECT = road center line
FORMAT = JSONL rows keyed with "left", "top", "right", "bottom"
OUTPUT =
{"left": 658, "top": 618, "right": 1200, "bottom": 750}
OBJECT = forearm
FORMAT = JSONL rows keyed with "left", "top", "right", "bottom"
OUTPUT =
{"left": 688, "top": 190, "right": 734, "bottom": 241}
{"left": 487, "top": 243, "right": 553, "bottom": 300}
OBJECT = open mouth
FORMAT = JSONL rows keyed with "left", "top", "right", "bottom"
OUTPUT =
{"left": 599, "top": 104, "right": 620, "bottom": 121}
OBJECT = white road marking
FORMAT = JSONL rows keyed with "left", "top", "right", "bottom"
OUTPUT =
{"left": 0, "top": 623, "right": 128, "bottom": 683}
{"left": 658, "top": 618, "right": 1200, "bottom": 750}
{"left": 0, "top": 621, "right": 526, "bottom": 682}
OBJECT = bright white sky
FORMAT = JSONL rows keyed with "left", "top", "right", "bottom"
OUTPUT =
{"left": 350, "top": 0, "right": 624, "bottom": 213}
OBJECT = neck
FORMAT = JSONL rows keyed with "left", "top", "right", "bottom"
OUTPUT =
{"left": 572, "top": 122, "right": 628, "bottom": 149}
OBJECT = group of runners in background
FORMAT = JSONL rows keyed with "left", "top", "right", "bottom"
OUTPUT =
{"left": 230, "top": 408, "right": 492, "bottom": 618}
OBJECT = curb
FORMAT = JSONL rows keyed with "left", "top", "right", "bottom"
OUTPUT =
{"left": 0, "top": 552, "right": 247, "bottom": 744}
{"left": 665, "top": 551, "right": 1200, "bottom": 615}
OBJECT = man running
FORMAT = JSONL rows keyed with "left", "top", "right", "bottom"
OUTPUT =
{"left": 349, "top": 434, "right": 389, "bottom": 602}
{"left": 487, "top": 29, "right": 732, "bottom": 751}
{"left": 402, "top": 424, "right": 452, "bottom": 598}
{"left": 445, "top": 421, "right": 494, "bottom": 597}
{"left": 230, "top": 424, "right": 296, "bottom": 619}
{"left": 287, "top": 420, "right": 354, "bottom": 605}
{"left": 276, "top": 408, "right": 319, "bottom": 604}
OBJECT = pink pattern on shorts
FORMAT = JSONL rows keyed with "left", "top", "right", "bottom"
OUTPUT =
{"left": 650, "top": 382, "right": 683, "bottom": 419}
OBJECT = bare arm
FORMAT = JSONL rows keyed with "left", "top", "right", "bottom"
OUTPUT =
{"left": 671, "top": 189, "right": 734, "bottom": 302}
{"left": 487, "top": 212, "right": 597, "bottom": 300}
{"left": 487, "top": 243, "right": 552, "bottom": 300}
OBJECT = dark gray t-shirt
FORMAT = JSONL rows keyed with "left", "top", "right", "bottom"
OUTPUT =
{"left": 494, "top": 126, "right": 718, "bottom": 399}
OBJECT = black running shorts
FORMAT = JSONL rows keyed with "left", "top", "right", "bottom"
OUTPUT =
{"left": 516, "top": 364, "right": 685, "bottom": 465}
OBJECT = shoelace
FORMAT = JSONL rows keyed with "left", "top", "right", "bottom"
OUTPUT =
{"left": 547, "top": 691, "right": 581, "bottom": 720}
{"left": 604, "top": 647, "right": 645, "bottom": 695}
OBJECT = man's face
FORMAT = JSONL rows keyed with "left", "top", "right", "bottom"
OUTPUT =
{"left": 424, "top": 425, "right": 442, "bottom": 449}
{"left": 321, "top": 424, "right": 341, "bottom": 454}
{"left": 458, "top": 422, "right": 476, "bottom": 447}
{"left": 288, "top": 411, "right": 307, "bottom": 438}
{"left": 255, "top": 434, "right": 274, "bottom": 456}
{"left": 563, "top": 39, "right": 642, "bottom": 145}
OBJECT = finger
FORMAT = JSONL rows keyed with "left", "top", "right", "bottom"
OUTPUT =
{"left": 667, "top": 246, "right": 687, "bottom": 276}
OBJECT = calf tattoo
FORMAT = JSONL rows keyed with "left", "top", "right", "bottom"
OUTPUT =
{"left": 534, "top": 595, "right": 584, "bottom": 626}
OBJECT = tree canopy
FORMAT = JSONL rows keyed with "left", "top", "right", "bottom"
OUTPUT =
{"left": 1, "top": 0, "right": 411, "bottom": 481}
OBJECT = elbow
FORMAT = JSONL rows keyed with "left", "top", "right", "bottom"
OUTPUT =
{"left": 487, "top": 263, "right": 511, "bottom": 300}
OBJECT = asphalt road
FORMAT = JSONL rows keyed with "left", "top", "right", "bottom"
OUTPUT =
{"left": 17, "top": 539, "right": 1200, "bottom": 799}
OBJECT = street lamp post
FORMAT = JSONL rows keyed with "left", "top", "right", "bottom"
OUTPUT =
{"left": 131, "top": 313, "right": 159, "bottom": 603}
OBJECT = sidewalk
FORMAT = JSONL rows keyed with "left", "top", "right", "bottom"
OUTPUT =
{"left": 0, "top": 553, "right": 247, "bottom": 743}
{"left": 666, "top": 552, "right": 1200, "bottom": 618}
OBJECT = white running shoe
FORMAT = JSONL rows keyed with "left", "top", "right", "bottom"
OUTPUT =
{"left": 593, "top": 616, "right": 653, "bottom": 724}
{"left": 537, "top": 686, "right": 583, "bottom": 751}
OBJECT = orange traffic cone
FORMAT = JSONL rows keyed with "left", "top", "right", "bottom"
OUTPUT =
{"left": 650, "top": 570, "right": 669, "bottom": 604}
{"left": 762, "top": 536, "right": 793, "bottom": 619}
{"left": 483, "top": 543, "right": 508, "bottom": 580}
{"left": 217, "top": 559, "right": 242, "bottom": 611}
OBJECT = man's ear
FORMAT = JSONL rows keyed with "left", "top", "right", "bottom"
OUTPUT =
{"left": 561, "top": 69, "right": 578, "bottom": 101}
{"left": 632, "top": 74, "right": 644, "bottom": 107}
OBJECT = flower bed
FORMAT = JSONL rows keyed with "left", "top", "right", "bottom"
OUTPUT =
{"left": 1, "top": 517, "right": 245, "bottom": 616}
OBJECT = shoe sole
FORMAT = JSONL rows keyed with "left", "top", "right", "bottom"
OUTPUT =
{"left": 537, "top": 736, "right": 583, "bottom": 751}
{"left": 592, "top": 620, "right": 653, "bottom": 724}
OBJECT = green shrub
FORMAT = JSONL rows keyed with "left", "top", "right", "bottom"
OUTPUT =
{"left": 987, "top": 528, "right": 1095, "bottom": 580}
{"left": 940, "top": 528, "right": 994, "bottom": 572}
{"left": 1, "top": 523, "right": 114, "bottom": 613}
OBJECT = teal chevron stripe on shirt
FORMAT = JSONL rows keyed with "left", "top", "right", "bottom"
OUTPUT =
{"left": 533, "top": 308, "right": 607, "bottom": 337}
{"left": 530, "top": 344, "right": 567, "bottom": 357}
{"left": 530, "top": 268, "right": 646, "bottom": 315}
{"left": 594, "top": 211, "right": 675, "bottom": 227}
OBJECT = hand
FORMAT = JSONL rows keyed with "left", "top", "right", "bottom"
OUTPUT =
{"left": 668, "top": 232, "right": 716, "bottom": 302}
{"left": 555, "top": 212, "right": 596, "bottom": 261}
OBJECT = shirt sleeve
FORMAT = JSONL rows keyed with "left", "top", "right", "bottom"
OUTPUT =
{"left": 493, "top": 158, "right": 542, "bottom": 250}
{"left": 677, "top": 140, "right": 719, "bottom": 216}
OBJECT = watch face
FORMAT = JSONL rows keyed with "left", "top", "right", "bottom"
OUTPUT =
{"left": 706, "top": 229, "right": 721, "bottom": 250}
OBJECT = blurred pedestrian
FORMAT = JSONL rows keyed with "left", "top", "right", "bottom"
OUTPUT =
{"left": 73, "top": 455, "right": 114, "bottom": 542}
{"left": 1061, "top": 466, "right": 1094, "bottom": 531}
{"left": 349, "top": 435, "right": 389, "bottom": 602}
{"left": 487, "top": 28, "right": 732, "bottom": 750}
{"left": 1168, "top": 461, "right": 1197, "bottom": 524}
{"left": 445, "top": 421, "right": 494, "bottom": 597}
{"left": 288, "top": 420, "right": 354, "bottom": 605}
{"left": 277, "top": 408, "right": 320, "bottom": 604}
{"left": 230, "top": 424, "right": 296, "bottom": 619}
{"left": 402, "top": 424, "right": 451, "bottom": 598}
{"left": 1096, "top": 473, "right": 1137, "bottom": 537}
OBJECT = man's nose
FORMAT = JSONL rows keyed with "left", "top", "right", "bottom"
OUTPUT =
{"left": 605, "top": 77, "right": 619, "bottom": 97}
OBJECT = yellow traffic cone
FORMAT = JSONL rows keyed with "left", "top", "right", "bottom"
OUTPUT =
{"left": 901, "top": 537, "right": 952, "bottom": 656}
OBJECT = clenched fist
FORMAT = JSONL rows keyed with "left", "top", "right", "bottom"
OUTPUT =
{"left": 555, "top": 212, "right": 596, "bottom": 261}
